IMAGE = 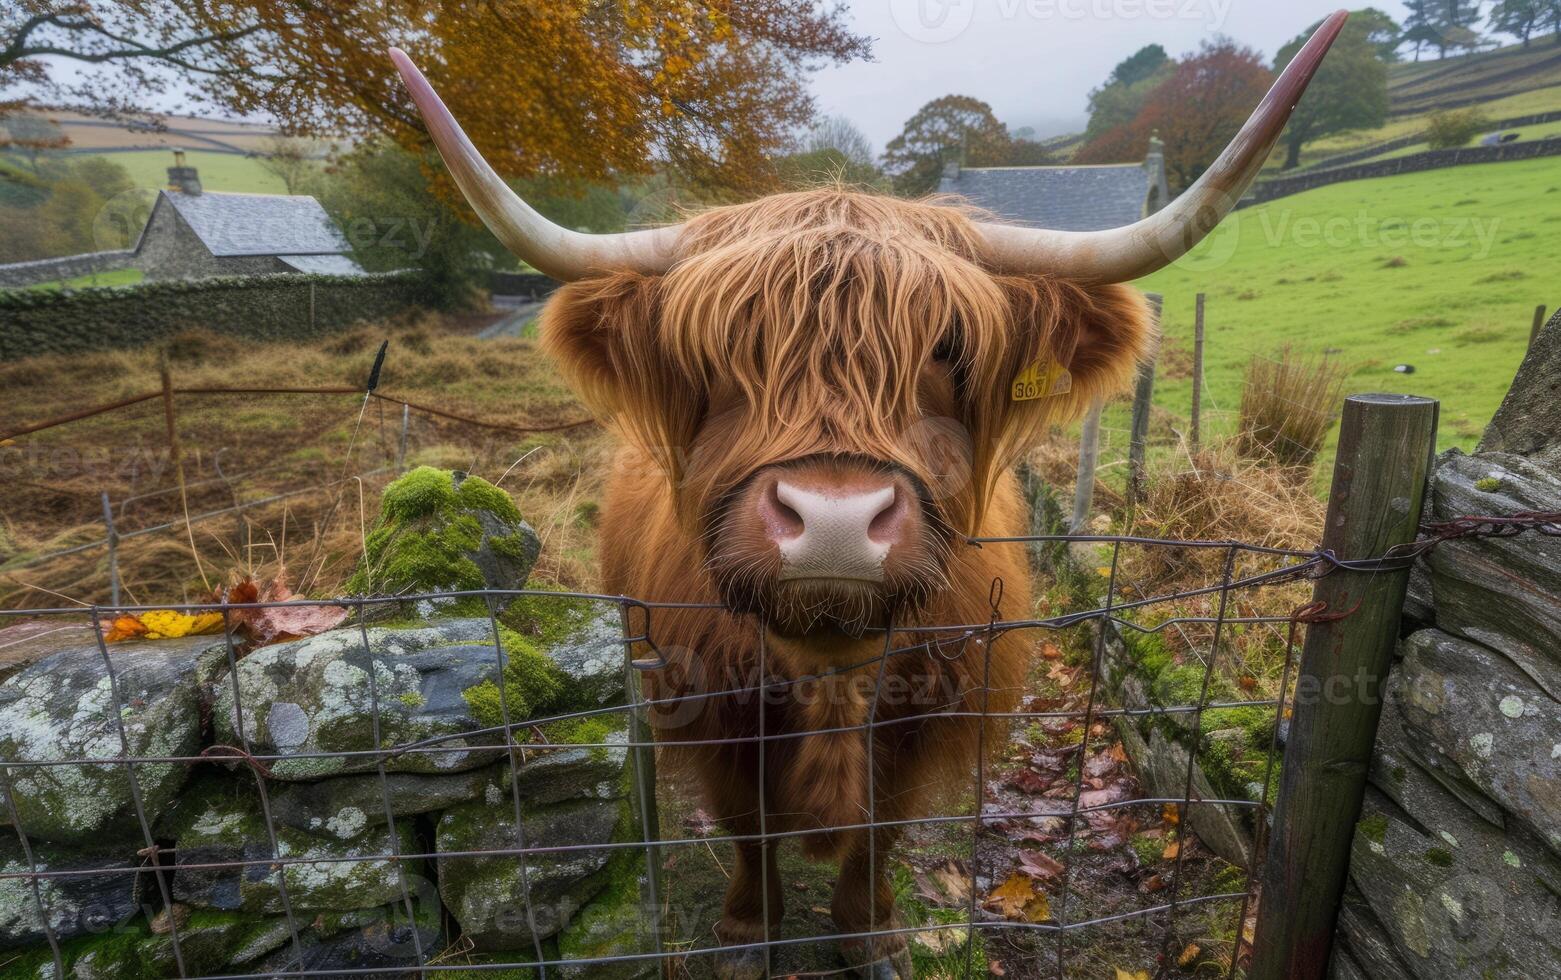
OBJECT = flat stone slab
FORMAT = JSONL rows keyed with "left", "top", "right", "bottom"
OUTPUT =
{"left": 0, "top": 837, "right": 142, "bottom": 947}
{"left": 437, "top": 796, "right": 624, "bottom": 950}
{"left": 1394, "top": 629, "right": 1561, "bottom": 858}
{"left": 212, "top": 621, "right": 509, "bottom": 779}
{"left": 0, "top": 634, "right": 225, "bottom": 843}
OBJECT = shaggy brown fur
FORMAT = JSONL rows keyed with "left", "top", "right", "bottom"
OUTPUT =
{"left": 539, "top": 187, "right": 1152, "bottom": 970}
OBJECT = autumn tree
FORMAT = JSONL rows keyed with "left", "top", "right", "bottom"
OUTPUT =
{"left": 1275, "top": 13, "right": 1390, "bottom": 169}
{"left": 882, "top": 95, "right": 1050, "bottom": 196}
{"left": 3, "top": 2, "right": 869, "bottom": 193}
{"left": 1074, "top": 39, "right": 1274, "bottom": 192}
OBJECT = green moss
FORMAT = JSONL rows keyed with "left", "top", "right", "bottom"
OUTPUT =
{"left": 457, "top": 474, "right": 524, "bottom": 523}
{"left": 1358, "top": 813, "right": 1389, "bottom": 844}
{"left": 348, "top": 466, "right": 525, "bottom": 605}
{"left": 1213, "top": 864, "right": 1248, "bottom": 894}
{"left": 462, "top": 626, "right": 567, "bottom": 726}
{"left": 1130, "top": 833, "right": 1165, "bottom": 866}
{"left": 501, "top": 583, "right": 595, "bottom": 648}
{"left": 1425, "top": 847, "right": 1455, "bottom": 867}
{"left": 1475, "top": 476, "right": 1502, "bottom": 492}
{"left": 397, "top": 690, "right": 427, "bottom": 709}
{"left": 2, "top": 918, "right": 166, "bottom": 979}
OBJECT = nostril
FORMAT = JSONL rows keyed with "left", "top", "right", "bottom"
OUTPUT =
{"left": 758, "top": 480, "right": 805, "bottom": 541}
{"left": 867, "top": 487, "right": 908, "bottom": 545}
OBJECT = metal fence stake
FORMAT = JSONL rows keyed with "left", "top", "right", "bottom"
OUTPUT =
{"left": 1192, "top": 293, "right": 1205, "bottom": 454}
{"left": 101, "top": 491, "right": 120, "bottom": 608}
{"left": 397, "top": 403, "right": 410, "bottom": 472}
{"left": 1126, "top": 292, "right": 1163, "bottom": 513}
{"left": 1248, "top": 393, "right": 1439, "bottom": 980}
{"left": 1531, "top": 304, "right": 1548, "bottom": 349}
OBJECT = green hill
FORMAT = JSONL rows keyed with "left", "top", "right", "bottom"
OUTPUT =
{"left": 74, "top": 149, "right": 288, "bottom": 194}
{"left": 1135, "top": 156, "right": 1556, "bottom": 458}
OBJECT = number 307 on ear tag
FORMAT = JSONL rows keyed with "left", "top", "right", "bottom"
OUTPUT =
{"left": 1011, "top": 358, "right": 1072, "bottom": 401}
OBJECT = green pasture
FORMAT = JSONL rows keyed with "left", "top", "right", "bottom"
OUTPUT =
{"left": 1131, "top": 156, "right": 1558, "bottom": 463}
{"left": 24, "top": 268, "right": 144, "bottom": 291}
{"left": 74, "top": 149, "right": 288, "bottom": 194}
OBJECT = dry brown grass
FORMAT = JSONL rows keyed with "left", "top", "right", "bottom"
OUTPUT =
{"left": 1236, "top": 347, "right": 1347, "bottom": 467}
{"left": 0, "top": 312, "right": 614, "bottom": 609}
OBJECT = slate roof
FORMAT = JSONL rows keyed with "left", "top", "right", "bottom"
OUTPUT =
{"left": 938, "top": 164, "right": 1151, "bottom": 232}
{"left": 277, "top": 253, "right": 366, "bottom": 275}
{"left": 162, "top": 190, "right": 353, "bottom": 257}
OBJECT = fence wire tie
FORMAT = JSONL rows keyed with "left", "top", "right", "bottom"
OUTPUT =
{"left": 199, "top": 743, "right": 277, "bottom": 779}
{"left": 1290, "top": 599, "right": 1359, "bottom": 625}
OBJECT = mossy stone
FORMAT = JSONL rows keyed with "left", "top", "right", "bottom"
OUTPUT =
{"left": 348, "top": 467, "right": 539, "bottom": 615}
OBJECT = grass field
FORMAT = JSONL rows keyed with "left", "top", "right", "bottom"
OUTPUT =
{"left": 24, "top": 268, "right": 144, "bottom": 291}
{"left": 74, "top": 149, "right": 289, "bottom": 194}
{"left": 1133, "top": 156, "right": 1557, "bottom": 465}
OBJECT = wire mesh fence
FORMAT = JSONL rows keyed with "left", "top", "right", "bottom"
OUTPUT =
{"left": 0, "top": 528, "right": 1384, "bottom": 980}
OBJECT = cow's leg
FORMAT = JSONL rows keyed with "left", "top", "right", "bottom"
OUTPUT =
{"left": 831, "top": 829, "right": 913, "bottom": 979}
{"left": 712, "top": 826, "right": 784, "bottom": 980}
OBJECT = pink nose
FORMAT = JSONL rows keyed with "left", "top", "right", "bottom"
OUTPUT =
{"left": 757, "top": 479, "right": 908, "bottom": 582}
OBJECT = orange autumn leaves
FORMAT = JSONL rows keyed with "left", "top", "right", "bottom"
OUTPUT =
{"left": 190, "top": 1, "right": 869, "bottom": 194}
{"left": 101, "top": 569, "right": 346, "bottom": 651}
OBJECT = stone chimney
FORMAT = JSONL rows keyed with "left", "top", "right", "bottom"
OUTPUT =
{"left": 1143, "top": 131, "right": 1171, "bottom": 215}
{"left": 167, "top": 149, "right": 202, "bottom": 196}
{"left": 942, "top": 158, "right": 962, "bottom": 182}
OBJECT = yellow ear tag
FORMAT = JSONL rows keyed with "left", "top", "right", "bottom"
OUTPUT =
{"left": 1011, "top": 358, "right": 1072, "bottom": 401}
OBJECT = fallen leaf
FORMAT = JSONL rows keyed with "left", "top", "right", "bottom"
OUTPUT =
{"left": 1178, "top": 943, "right": 1202, "bottom": 967}
{"left": 988, "top": 959, "right": 1006, "bottom": 975}
{"left": 984, "top": 873, "right": 1052, "bottom": 923}
{"left": 102, "top": 615, "right": 149, "bottom": 643}
{"left": 1016, "top": 849, "right": 1065, "bottom": 881}
{"left": 1007, "top": 768, "right": 1052, "bottom": 795}
{"left": 1162, "top": 803, "right": 1181, "bottom": 826}
{"left": 1039, "top": 640, "right": 1063, "bottom": 661}
{"left": 1046, "top": 662, "right": 1079, "bottom": 689}
{"left": 1162, "top": 839, "right": 1181, "bottom": 861}
{"left": 1114, "top": 970, "right": 1150, "bottom": 980}
{"left": 930, "top": 860, "right": 972, "bottom": 906}
{"left": 1106, "top": 742, "right": 1129, "bottom": 763}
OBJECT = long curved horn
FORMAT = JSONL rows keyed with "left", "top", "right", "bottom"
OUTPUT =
{"left": 976, "top": 10, "right": 1349, "bottom": 284}
{"left": 388, "top": 48, "right": 681, "bottom": 281}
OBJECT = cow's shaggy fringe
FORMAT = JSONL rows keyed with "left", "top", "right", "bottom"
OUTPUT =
{"left": 542, "top": 187, "right": 1153, "bottom": 534}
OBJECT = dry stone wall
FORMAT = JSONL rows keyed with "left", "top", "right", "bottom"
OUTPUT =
{"left": 1329, "top": 310, "right": 1561, "bottom": 979}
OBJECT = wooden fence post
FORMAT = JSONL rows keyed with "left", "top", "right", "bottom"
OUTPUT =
{"left": 1125, "top": 293, "right": 1162, "bottom": 512}
{"left": 1531, "top": 304, "right": 1548, "bottom": 349}
{"left": 1248, "top": 393, "right": 1439, "bottom": 980}
{"left": 1070, "top": 403, "right": 1102, "bottom": 533}
{"left": 160, "top": 355, "right": 207, "bottom": 588}
{"left": 1191, "top": 293, "right": 1205, "bottom": 454}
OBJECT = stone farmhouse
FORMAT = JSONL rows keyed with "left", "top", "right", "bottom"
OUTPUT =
{"left": 0, "top": 151, "right": 363, "bottom": 288}
{"left": 938, "top": 136, "right": 1172, "bottom": 229}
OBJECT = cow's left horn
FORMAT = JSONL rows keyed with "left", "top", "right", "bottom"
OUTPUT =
{"left": 389, "top": 48, "right": 681, "bottom": 281}
{"left": 974, "top": 9, "right": 1349, "bottom": 284}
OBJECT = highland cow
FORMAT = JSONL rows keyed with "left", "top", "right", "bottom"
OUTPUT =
{"left": 391, "top": 16, "right": 1345, "bottom": 976}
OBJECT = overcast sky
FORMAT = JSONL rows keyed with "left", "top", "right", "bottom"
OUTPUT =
{"left": 812, "top": 1, "right": 1413, "bottom": 149}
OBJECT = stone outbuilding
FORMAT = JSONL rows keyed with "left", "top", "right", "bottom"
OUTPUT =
{"left": 134, "top": 154, "right": 365, "bottom": 280}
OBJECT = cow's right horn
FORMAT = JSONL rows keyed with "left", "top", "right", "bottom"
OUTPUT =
{"left": 974, "top": 9, "right": 1350, "bottom": 284}
{"left": 389, "top": 48, "right": 681, "bottom": 281}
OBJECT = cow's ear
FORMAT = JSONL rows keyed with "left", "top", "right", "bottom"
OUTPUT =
{"left": 1046, "top": 281, "right": 1155, "bottom": 419}
{"left": 539, "top": 273, "right": 703, "bottom": 472}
